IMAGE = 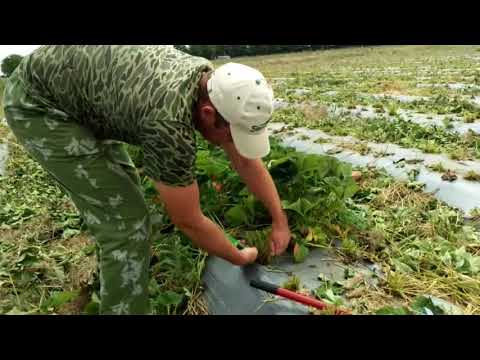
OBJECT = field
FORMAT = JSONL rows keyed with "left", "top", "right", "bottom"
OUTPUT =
{"left": 1, "top": 45, "right": 480, "bottom": 315}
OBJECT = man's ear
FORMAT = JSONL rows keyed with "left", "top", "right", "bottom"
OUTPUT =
{"left": 199, "top": 104, "right": 217, "bottom": 124}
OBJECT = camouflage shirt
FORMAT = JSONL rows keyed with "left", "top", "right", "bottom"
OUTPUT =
{"left": 16, "top": 45, "right": 213, "bottom": 186}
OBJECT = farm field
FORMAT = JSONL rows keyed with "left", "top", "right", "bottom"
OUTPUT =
{"left": 1, "top": 45, "right": 480, "bottom": 315}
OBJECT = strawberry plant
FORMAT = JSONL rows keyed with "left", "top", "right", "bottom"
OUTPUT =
{"left": 192, "top": 139, "right": 365, "bottom": 264}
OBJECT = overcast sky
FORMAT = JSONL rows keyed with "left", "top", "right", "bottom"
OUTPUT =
{"left": 0, "top": 45, "right": 41, "bottom": 63}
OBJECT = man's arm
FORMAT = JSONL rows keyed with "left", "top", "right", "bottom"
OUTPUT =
{"left": 221, "top": 142, "right": 291, "bottom": 255}
{"left": 155, "top": 181, "right": 258, "bottom": 266}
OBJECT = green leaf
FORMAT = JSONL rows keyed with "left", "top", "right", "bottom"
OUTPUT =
{"left": 392, "top": 259, "right": 414, "bottom": 274}
{"left": 238, "top": 187, "right": 249, "bottom": 196}
{"left": 84, "top": 301, "right": 100, "bottom": 315}
{"left": 245, "top": 195, "right": 256, "bottom": 216}
{"left": 225, "top": 205, "right": 249, "bottom": 226}
{"left": 440, "top": 251, "right": 452, "bottom": 267}
{"left": 268, "top": 157, "right": 297, "bottom": 181}
{"left": 426, "top": 296, "right": 464, "bottom": 315}
{"left": 196, "top": 150, "right": 229, "bottom": 177}
{"left": 268, "top": 156, "right": 293, "bottom": 169}
{"left": 46, "top": 291, "right": 79, "bottom": 309}
{"left": 314, "top": 282, "right": 344, "bottom": 306}
{"left": 82, "top": 243, "right": 97, "bottom": 256}
{"left": 244, "top": 230, "right": 271, "bottom": 264}
{"left": 324, "top": 289, "right": 343, "bottom": 306}
{"left": 343, "top": 182, "right": 359, "bottom": 198}
{"left": 344, "top": 268, "right": 356, "bottom": 280}
{"left": 156, "top": 291, "right": 184, "bottom": 307}
{"left": 471, "top": 257, "right": 480, "bottom": 275}
{"left": 448, "top": 247, "right": 480, "bottom": 275}
{"left": 375, "top": 306, "right": 411, "bottom": 315}
{"left": 282, "top": 198, "right": 316, "bottom": 218}
{"left": 411, "top": 296, "right": 445, "bottom": 315}
{"left": 293, "top": 243, "right": 309, "bottom": 263}
{"left": 297, "top": 155, "right": 330, "bottom": 177}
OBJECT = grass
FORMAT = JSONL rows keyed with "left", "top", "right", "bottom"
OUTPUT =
{"left": 1, "top": 122, "right": 95, "bottom": 314}
{"left": 274, "top": 107, "right": 480, "bottom": 161}
{"left": 214, "top": 46, "right": 480, "bottom": 83}
{"left": 349, "top": 170, "right": 480, "bottom": 314}
{"left": 314, "top": 137, "right": 329, "bottom": 144}
{"left": 464, "top": 113, "right": 478, "bottom": 123}
{"left": 0, "top": 122, "right": 208, "bottom": 315}
{"left": 339, "top": 141, "right": 371, "bottom": 155}
{"left": 428, "top": 163, "right": 447, "bottom": 173}
{"left": 442, "top": 117, "right": 455, "bottom": 129}
{"left": 282, "top": 276, "right": 301, "bottom": 291}
{"left": 386, "top": 103, "right": 400, "bottom": 116}
{"left": 464, "top": 171, "right": 480, "bottom": 182}
{"left": 248, "top": 46, "right": 480, "bottom": 126}
{"left": 449, "top": 147, "right": 474, "bottom": 161}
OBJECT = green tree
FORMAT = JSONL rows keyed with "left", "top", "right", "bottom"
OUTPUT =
{"left": 249, "top": 45, "right": 270, "bottom": 55}
{"left": 215, "top": 45, "right": 226, "bottom": 57}
{"left": 1, "top": 54, "right": 24, "bottom": 77}
{"left": 227, "top": 45, "right": 251, "bottom": 57}
{"left": 187, "top": 45, "right": 219, "bottom": 60}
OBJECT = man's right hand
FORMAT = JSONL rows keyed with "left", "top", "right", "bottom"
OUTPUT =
{"left": 239, "top": 247, "right": 258, "bottom": 265}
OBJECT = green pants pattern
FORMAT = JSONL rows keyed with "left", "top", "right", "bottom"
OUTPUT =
{"left": 3, "top": 72, "right": 152, "bottom": 315}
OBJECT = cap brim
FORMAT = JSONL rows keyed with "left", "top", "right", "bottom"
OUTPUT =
{"left": 230, "top": 124, "right": 270, "bottom": 160}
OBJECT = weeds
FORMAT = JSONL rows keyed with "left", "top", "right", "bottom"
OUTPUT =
{"left": 0, "top": 122, "right": 208, "bottom": 315}
{"left": 282, "top": 276, "right": 301, "bottom": 291}
{"left": 464, "top": 113, "right": 477, "bottom": 123}
{"left": 464, "top": 170, "right": 480, "bottom": 181}
{"left": 442, "top": 116, "right": 455, "bottom": 129}
{"left": 274, "top": 107, "right": 480, "bottom": 161}
{"left": 339, "top": 142, "right": 371, "bottom": 155}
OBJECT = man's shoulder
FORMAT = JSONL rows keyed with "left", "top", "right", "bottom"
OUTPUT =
{"left": 143, "top": 49, "right": 212, "bottom": 122}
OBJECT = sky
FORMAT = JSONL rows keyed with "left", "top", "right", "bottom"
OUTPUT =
{"left": 0, "top": 45, "right": 41, "bottom": 63}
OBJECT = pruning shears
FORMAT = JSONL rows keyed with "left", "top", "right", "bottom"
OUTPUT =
{"left": 227, "top": 234, "right": 351, "bottom": 315}
{"left": 227, "top": 234, "right": 246, "bottom": 249}
{"left": 250, "top": 280, "right": 351, "bottom": 315}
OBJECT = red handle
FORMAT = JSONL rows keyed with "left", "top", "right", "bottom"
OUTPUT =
{"left": 250, "top": 280, "right": 350, "bottom": 315}
{"left": 276, "top": 288, "right": 328, "bottom": 310}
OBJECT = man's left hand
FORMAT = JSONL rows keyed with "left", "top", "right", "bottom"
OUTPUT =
{"left": 270, "top": 216, "right": 291, "bottom": 256}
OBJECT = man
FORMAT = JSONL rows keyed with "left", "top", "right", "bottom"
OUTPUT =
{"left": 3, "top": 45, "right": 291, "bottom": 315}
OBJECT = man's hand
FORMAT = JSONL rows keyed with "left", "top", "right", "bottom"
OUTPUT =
{"left": 270, "top": 214, "right": 291, "bottom": 256}
{"left": 240, "top": 247, "right": 259, "bottom": 265}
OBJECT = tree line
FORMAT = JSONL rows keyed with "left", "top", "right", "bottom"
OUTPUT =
{"left": 1, "top": 54, "right": 23, "bottom": 77}
{"left": 174, "top": 45, "right": 354, "bottom": 60}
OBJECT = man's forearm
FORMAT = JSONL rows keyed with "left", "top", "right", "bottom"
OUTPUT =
{"left": 235, "top": 160, "right": 287, "bottom": 224}
{"left": 220, "top": 143, "right": 291, "bottom": 256}
{"left": 176, "top": 215, "right": 246, "bottom": 265}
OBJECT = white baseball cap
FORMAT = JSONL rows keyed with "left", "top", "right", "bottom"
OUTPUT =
{"left": 207, "top": 63, "right": 274, "bottom": 159}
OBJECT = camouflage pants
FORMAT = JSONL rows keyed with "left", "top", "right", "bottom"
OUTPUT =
{"left": 3, "top": 72, "right": 152, "bottom": 315}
